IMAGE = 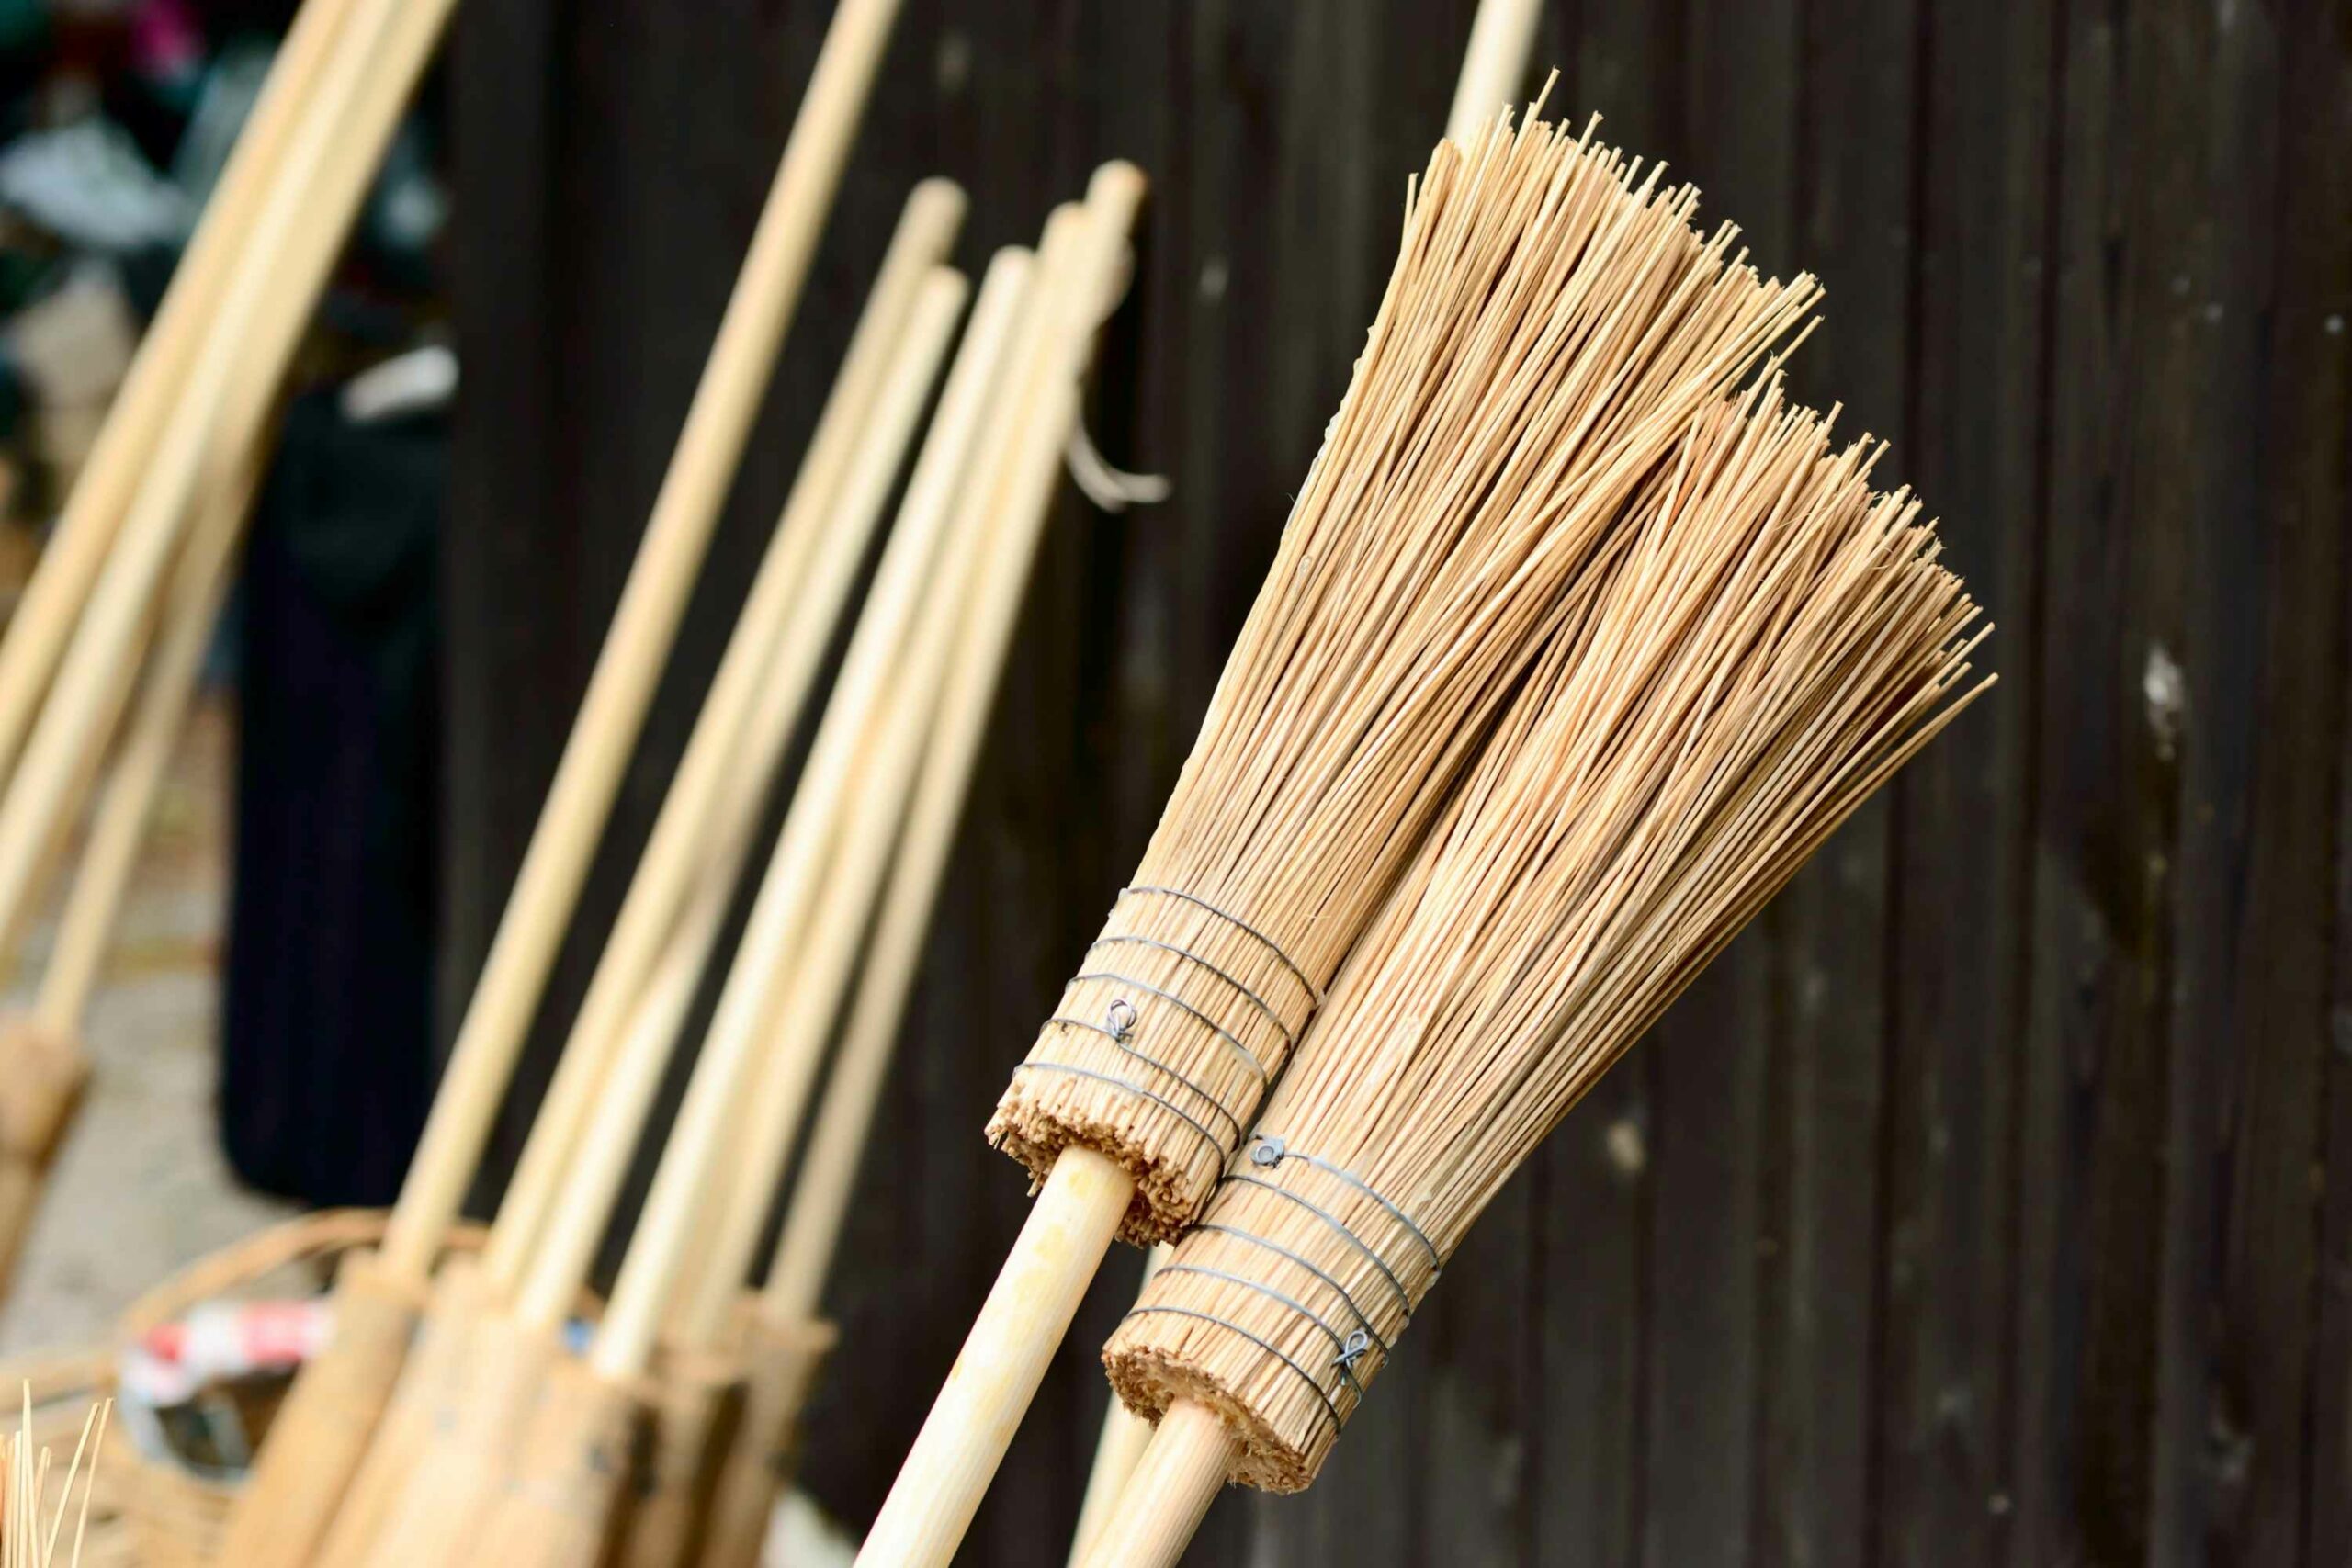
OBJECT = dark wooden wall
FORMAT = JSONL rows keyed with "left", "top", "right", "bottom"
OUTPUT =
{"left": 441, "top": 1, "right": 2352, "bottom": 1562}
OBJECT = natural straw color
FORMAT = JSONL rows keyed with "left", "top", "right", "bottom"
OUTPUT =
{"left": 867, "top": 107, "right": 1818, "bottom": 1568}
{"left": 1445, "top": 0, "right": 1543, "bottom": 144}
{"left": 987, "top": 108, "right": 1819, "bottom": 1243}
{"left": 0, "top": 0, "right": 354, "bottom": 792}
{"left": 1096, "top": 389, "right": 1989, "bottom": 1553}
{"left": 479, "top": 178, "right": 965, "bottom": 1293}
{"left": 218, "top": 11, "right": 903, "bottom": 1561}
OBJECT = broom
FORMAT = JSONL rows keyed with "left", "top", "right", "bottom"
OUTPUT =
{"left": 692, "top": 176, "right": 1154, "bottom": 1568}
{"left": 215, "top": 5, "right": 908, "bottom": 1559}
{"left": 0, "top": 443, "right": 266, "bottom": 1299}
{"left": 315, "top": 263, "right": 973, "bottom": 1568}
{"left": 1081, "top": 388, "right": 1990, "bottom": 1566}
{"left": 858, "top": 104, "right": 1822, "bottom": 1566}
{"left": 464, "top": 175, "right": 1138, "bottom": 1568}
{"left": 0, "top": 0, "right": 356, "bottom": 791}
{"left": 311, "top": 261, "right": 972, "bottom": 1568}
{"left": 1063, "top": 5, "right": 1544, "bottom": 1536}
{"left": 0, "top": 1390, "right": 107, "bottom": 1568}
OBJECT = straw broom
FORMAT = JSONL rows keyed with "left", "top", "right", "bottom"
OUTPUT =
{"left": 1081, "top": 389, "right": 1991, "bottom": 1567}
{"left": 858, "top": 105, "right": 1821, "bottom": 1566}
{"left": 692, "top": 180, "right": 1153, "bottom": 1568}
{"left": 311, "top": 266, "right": 973, "bottom": 1568}
{"left": 459, "top": 176, "right": 1136, "bottom": 1568}
{"left": 1064, "top": 7, "right": 1544, "bottom": 1539}
{"left": 0, "top": 0, "right": 356, "bottom": 793}
{"left": 0, "top": 443, "right": 266, "bottom": 1299}
{"left": 215, "top": 6, "right": 908, "bottom": 1559}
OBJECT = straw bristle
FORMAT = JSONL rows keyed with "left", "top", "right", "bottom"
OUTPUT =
{"left": 0, "top": 1385, "right": 107, "bottom": 1568}
{"left": 988, "top": 108, "right": 1822, "bottom": 1240}
{"left": 1104, "top": 387, "right": 1989, "bottom": 1491}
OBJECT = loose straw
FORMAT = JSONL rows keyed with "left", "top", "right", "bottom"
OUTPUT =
{"left": 0, "top": 0, "right": 355, "bottom": 793}
{"left": 1088, "top": 390, "right": 1990, "bottom": 1566}
{"left": 217, "top": 6, "right": 906, "bottom": 1560}
{"left": 867, "top": 106, "right": 1820, "bottom": 1568}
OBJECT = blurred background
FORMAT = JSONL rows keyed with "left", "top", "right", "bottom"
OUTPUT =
{"left": 0, "top": 1, "right": 2342, "bottom": 1565}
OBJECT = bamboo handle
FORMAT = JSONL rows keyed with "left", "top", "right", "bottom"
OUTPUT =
{"left": 673, "top": 245, "right": 1038, "bottom": 1349}
{"left": 1066, "top": 1245, "right": 1171, "bottom": 1566}
{"left": 854, "top": 1147, "right": 1134, "bottom": 1568}
{"left": 1076, "top": 1400, "right": 1237, "bottom": 1568}
{"left": 0, "top": 0, "right": 356, "bottom": 790}
{"left": 1445, "top": 0, "right": 1543, "bottom": 143}
{"left": 379, "top": 0, "right": 909, "bottom": 1282}
{"left": 34, "top": 446, "right": 263, "bottom": 1036}
{"left": 510, "top": 271, "right": 967, "bottom": 1337}
{"left": 479, "top": 180, "right": 964, "bottom": 1297}
{"left": 0, "top": 0, "right": 435, "bottom": 964}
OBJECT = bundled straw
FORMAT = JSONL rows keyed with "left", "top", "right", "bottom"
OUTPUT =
{"left": 984, "top": 107, "right": 1820, "bottom": 1240}
{"left": 1087, "top": 389, "right": 1987, "bottom": 1562}
{"left": 865, "top": 99, "right": 1821, "bottom": 1568}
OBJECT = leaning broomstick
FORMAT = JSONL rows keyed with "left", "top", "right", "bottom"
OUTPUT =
{"left": 216, "top": 4, "right": 909, "bottom": 1559}
{"left": 1081, "top": 388, "right": 1990, "bottom": 1565}
{"left": 859, "top": 103, "right": 1821, "bottom": 1565}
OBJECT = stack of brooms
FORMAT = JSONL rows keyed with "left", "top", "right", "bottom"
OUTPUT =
{"left": 178, "top": 6, "right": 1167, "bottom": 1568}
{"left": 0, "top": 0, "right": 462, "bottom": 1294}
{"left": 856, "top": 84, "right": 1989, "bottom": 1568}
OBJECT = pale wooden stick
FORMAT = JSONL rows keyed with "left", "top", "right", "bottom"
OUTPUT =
{"left": 1444, "top": 0, "right": 1543, "bottom": 144}
{"left": 377, "top": 0, "right": 910, "bottom": 1283}
{"left": 34, "top": 447, "right": 262, "bottom": 1037}
{"left": 218, "top": 7, "right": 906, "bottom": 1560}
{"left": 507, "top": 270, "right": 971, "bottom": 1338}
{"left": 1066, "top": 1245, "right": 1171, "bottom": 1567}
{"left": 1075, "top": 1401, "right": 1235, "bottom": 1568}
{"left": 852, "top": 164, "right": 1149, "bottom": 1568}
{"left": 694, "top": 241, "right": 1072, "bottom": 1568}
{"left": 0, "top": 0, "right": 356, "bottom": 791}
{"left": 0, "top": 0, "right": 433, "bottom": 963}
{"left": 477, "top": 179, "right": 964, "bottom": 1297}
{"left": 672, "top": 244, "right": 1038, "bottom": 1350}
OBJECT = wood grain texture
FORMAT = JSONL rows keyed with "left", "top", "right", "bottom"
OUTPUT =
{"left": 444, "top": 2, "right": 2352, "bottom": 1562}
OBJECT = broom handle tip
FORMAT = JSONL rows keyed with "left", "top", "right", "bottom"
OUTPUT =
{"left": 1075, "top": 1398, "right": 1236, "bottom": 1568}
{"left": 854, "top": 1146, "right": 1132, "bottom": 1568}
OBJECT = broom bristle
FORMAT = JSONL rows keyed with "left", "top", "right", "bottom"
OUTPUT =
{"left": 1103, "top": 386, "right": 1989, "bottom": 1491}
{"left": 988, "top": 107, "right": 1822, "bottom": 1240}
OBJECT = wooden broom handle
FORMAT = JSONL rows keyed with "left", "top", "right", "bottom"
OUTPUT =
{"left": 379, "top": 0, "right": 909, "bottom": 1282}
{"left": 0, "top": 0, "right": 356, "bottom": 792}
{"left": 1445, "top": 0, "right": 1543, "bottom": 143}
{"left": 1065, "top": 1245, "right": 1171, "bottom": 1566}
{"left": 477, "top": 179, "right": 964, "bottom": 1297}
{"left": 509, "top": 271, "right": 970, "bottom": 1336}
{"left": 1076, "top": 1400, "right": 1238, "bottom": 1568}
{"left": 854, "top": 1147, "right": 1135, "bottom": 1568}
{"left": 34, "top": 446, "right": 265, "bottom": 1037}
{"left": 670, "top": 247, "right": 1037, "bottom": 1348}
{"left": 0, "top": 0, "right": 441, "bottom": 965}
